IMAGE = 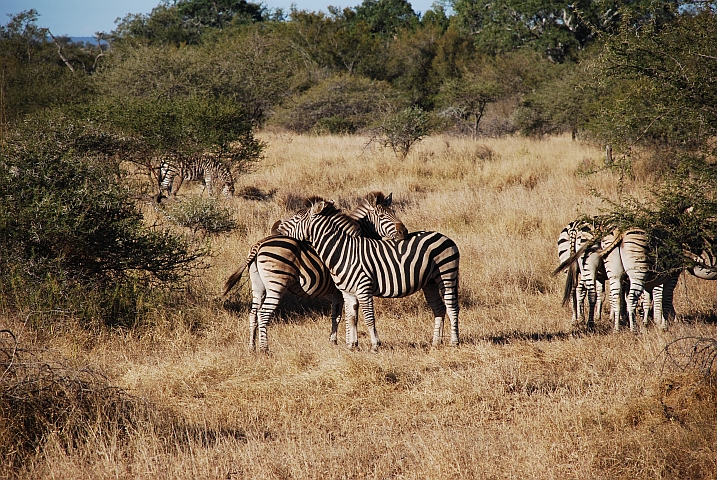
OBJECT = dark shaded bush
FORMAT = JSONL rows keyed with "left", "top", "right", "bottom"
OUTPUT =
{"left": 0, "top": 113, "right": 207, "bottom": 324}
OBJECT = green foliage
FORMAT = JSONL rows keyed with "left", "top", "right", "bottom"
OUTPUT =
{"left": 0, "top": 11, "right": 95, "bottom": 127}
{"left": 587, "top": 8, "right": 717, "bottom": 158}
{"left": 353, "top": 0, "right": 418, "bottom": 35}
{"left": 161, "top": 197, "right": 238, "bottom": 236}
{"left": 589, "top": 158, "right": 717, "bottom": 274}
{"left": 379, "top": 106, "right": 431, "bottom": 158}
{"left": 112, "top": 0, "right": 268, "bottom": 45}
{"left": 271, "top": 74, "right": 404, "bottom": 133}
{"left": 451, "top": 0, "right": 679, "bottom": 61}
{"left": 0, "top": 113, "right": 207, "bottom": 322}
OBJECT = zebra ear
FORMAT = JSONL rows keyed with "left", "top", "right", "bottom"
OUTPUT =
{"left": 270, "top": 220, "right": 282, "bottom": 234}
{"left": 309, "top": 200, "right": 326, "bottom": 216}
{"left": 384, "top": 193, "right": 393, "bottom": 207}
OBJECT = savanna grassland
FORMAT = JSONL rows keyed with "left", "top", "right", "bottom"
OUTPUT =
{"left": 3, "top": 133, "right": 717, "bottom": 479}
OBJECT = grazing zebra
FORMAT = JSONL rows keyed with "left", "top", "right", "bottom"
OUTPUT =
{"left": 275, "top": 198, "right": 460, "bottom": 352}
{"left": 159, "top": 155, "right": 235, "bottom": 198}
{"left": 223, "top": 192, "right": 406, "bottom": 353}
{"left": 554, "top": 220, "right": 606, "bottom": 329}
{"left": 686, "top": 248, "right": 717, "bottom": 280}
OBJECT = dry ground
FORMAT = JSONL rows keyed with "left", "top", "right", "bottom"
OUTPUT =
{"left": 3, "top": 133, "right": 717, "bottom": 479}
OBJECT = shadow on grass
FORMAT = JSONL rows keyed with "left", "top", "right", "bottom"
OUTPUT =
{"left": 223, "top": 294, "right": 335, "bottom": 325}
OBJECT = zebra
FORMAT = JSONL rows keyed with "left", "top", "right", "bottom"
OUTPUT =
{"left": 598, "top": 228, "right": 680, "bottom": 331}
{"left": 274, "top": 198, "right": 460, "bottom": 352}
{"left": 554, "top": 220, "right": 606, "bottom": 329}
{"left": 158, "top": 154, "right": 235, "bottom": 198}
{"left": 555, "top": 227, "right": 680, "bottom": 331}
{"left": 223, "top": 192, "right": 407, "bottom": 353}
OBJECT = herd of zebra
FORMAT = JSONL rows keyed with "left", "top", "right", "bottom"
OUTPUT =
{"left": 223, "top": 192, "right": 460, "bottom": 353}
{"left": 555, "top": 220, "right": 717, "bottom": 333}
{"left": 220, "top": 191, "right": 717, "bottom": 353}
{"left": 156, "top": 152, "right": 716, "bottom": 348}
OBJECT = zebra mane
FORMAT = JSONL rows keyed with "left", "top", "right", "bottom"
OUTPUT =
{"left": 303, "top": 197, "right": 362, "bottom": 237}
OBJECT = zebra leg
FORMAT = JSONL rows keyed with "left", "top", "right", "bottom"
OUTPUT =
{"left": 651, "top": 274, "right": 678, "bottom": 330}
{"left": 575, "top": 278, "right": 587, "bottom": 326}
{"left": 329, "top": 291, "right": 343, "bottom": 345}
{"left": 422, "top": 281, "right": 446, "bottom": 346}
{"left": 443, "top": 280, "right": 460, "bottom": 346}
{"left": 641, "top": 289, "right": 653, "bottom": 326}
{"left": 248, "top": 263, "right": 265, "bottom": 351}
{"left": 602, "top": 246, "right": 625, "bottom": 331}
{"left": 342, "top": 292, "right": 360, "bottom": 349}
{"left": 596, "top": 278, "right": 605, "bottom": 323}
{"left": 624, "top": 275, "right": 646, "bottom": 333}
{"left": 356, "top": 291, "right": 381, "bottom": 352}
{"left": 256, "top": 287, "right": 289, "bottom": 354}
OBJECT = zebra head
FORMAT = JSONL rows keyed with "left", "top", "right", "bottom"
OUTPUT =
{"left": 275, "top": 198, "right": 362, "bottom": 241}
{"left": 351, "top": 191, "right": 408, "bottom": 241}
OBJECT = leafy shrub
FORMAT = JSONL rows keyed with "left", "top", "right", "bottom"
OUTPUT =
{"left": 161, "top": 196, "right": 238, "bottom": 236}
{"left": 0, "top": 113, "right": 207, "bottom": 324}
{"left": 379, "top": 106, "right": 431, "bottom": 158}
{"left": 270, "top": 74, "right": 404, "bottom": 134}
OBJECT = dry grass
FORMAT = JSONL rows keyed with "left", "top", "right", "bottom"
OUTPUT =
{"left": 2, "top": 133, "right": 717, "bottom": 479}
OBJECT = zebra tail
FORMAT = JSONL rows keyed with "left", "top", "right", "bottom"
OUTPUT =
{"left": 552, "top": 241, "right": 591, "bottom": 276}
{"left": 595, "top": 229, "right": 624, "bottom": 258}
{"left": 562, "top": 260, "right": 578, "bottom": 307}
{"left": 222, "top": 265, "right": 248, "bottom": 297}
{"left": 222, "top": 234, "right": 287, "bottom": 296}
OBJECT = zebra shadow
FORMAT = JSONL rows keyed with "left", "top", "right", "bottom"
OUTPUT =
{"left": 462, "top": 324, "right": 614, "bottom": 346}
{"left": 676, "top": 312, "right": 717, "bottom": 325}
{"left": 222, "top": 295, "right": 335, "bottom": 325}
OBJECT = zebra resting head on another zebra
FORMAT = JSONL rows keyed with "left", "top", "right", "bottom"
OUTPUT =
{"left": 223, "top": 192, "right": 407, "bottom": 353}
{"left": 275, "top": 196, "right": 460, "bottom": 352}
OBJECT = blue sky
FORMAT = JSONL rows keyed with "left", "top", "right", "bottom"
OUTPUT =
{"left": 3, "top": 0, "right": 440, "bottom": 37}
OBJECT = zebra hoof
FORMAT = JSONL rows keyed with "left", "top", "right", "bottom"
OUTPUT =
{"left": 370, "top": 344, "right": 379, "bottom": 353}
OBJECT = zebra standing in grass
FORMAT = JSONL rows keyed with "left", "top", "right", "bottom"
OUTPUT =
{"left": 159, "top": 154, "right": 235, "bottom": 198}
{"left": 223, "top": 192, "right": 407, "bottom": 353}
{"left": 555, "top": 227, "right": 679, "bottom": 331}
{"left": 275, "top": 198, "right": 460, "bottom": 352}
{"left": 598, "top": 228, "right": 679, "bottom": 331}
{"left": 554, "top": 220, "right": 606, "bottom": 329}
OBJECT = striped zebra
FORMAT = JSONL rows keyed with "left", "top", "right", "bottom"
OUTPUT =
{"left": 555, "top": 228, "right": 679, "bottom": 331}
{"left": 554, "top": 220, "right": 606, "bottom": 329}
{"left": 223, "top": 192, "right": 406, "bottom": 353}
{"left": 598, "top": 228, "right": 680, "bottom": 331}
{"left": 274, "top": 198, "right": 460, "bottom": 352}
{"left": 159, "top": 155, "right": 235, "bottom": 198}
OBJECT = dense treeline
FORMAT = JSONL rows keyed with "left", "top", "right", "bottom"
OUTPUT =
{"left": 1, "top": 0, "right": 716, "bottom": 326}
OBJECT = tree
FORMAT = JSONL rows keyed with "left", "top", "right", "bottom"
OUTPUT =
{"left": 0, "top": 113, "right": 206, "bottom": 286}
{"left": 353, "top": 0, "right": 418, "bottom": 36}
{"left": 451, "top": 0, "right": 681, "bottom": 61}
{"left": 586, "top": 7, "right": 717, "bottom": 159}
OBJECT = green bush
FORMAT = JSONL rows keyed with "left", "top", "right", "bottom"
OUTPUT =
{"left": 0, "top": 113, "right": 207, "bottom": 324}
{"left": 161, "top": 196, "right": 238, "bottom": 236}
{"left": 379, "top": 106, "right": 431, "bottom": 158}
{"left": 270, "top": 74, "right": 404, "bottom": 134}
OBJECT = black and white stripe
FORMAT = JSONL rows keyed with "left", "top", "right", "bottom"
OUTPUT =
{"left": 223, "top": 192, "right": 406, "bottom": 353}
{"left": 275, "top": 198, "right": 459, "bottom": 351}
{"left": 159, "top": 155, "right": 235, "bottom": 197}
{"left": 555, "top": 220, "right": 606, "bottom": 329}
{"left": 599, "top": 228, "right": 679, "bottom": 331}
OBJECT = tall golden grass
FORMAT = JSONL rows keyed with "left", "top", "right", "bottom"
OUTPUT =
{"left": 2, "top": 133, "right": 716, "bottom": 479}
